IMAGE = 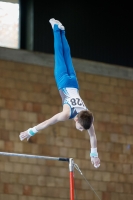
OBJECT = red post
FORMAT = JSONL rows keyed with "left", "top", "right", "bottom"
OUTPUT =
{"left": 69, "top": 158, "right": 74, "bottom": 200}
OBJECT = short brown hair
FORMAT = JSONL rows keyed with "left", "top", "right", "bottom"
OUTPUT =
{"left": 77, "top": 110, "right": 93, "bottom": 130}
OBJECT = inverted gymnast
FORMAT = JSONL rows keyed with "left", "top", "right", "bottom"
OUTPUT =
{"left": 19, "top": 18, "right": 100, "bottom": 168}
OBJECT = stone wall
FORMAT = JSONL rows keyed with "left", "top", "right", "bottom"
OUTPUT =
{"left": 0, "top": 48, "right": 133, "bottom": 200}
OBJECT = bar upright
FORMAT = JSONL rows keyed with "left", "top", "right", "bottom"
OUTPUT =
{"left": 69, "top": 158, "right": 74, "bottom": 200}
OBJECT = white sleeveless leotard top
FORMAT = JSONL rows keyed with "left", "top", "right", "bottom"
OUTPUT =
{"left": 59, "top": 88, "right": 88, "bottom": 119}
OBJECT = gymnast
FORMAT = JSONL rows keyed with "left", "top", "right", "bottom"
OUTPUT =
{"left": 19, "top": 18, "right": 100, "bottom": 168}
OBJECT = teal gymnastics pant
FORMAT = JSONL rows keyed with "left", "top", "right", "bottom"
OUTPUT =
{"left": 53, "top": 25, "right": 79, "bottom": 90}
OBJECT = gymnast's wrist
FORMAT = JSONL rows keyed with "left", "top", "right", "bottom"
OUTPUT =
{"left": 90, "top": 147, "right": 98, "bottom": 157}
{"left": 28, "top": 126, "right": 38, "bottom": 136}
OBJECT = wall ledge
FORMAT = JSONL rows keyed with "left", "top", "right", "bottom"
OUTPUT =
{"left": 0, "top": 46, "right": 133, "bottom": 80}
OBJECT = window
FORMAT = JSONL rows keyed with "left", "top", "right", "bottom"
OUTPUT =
{"left": 0, "top": 0, "right": 19, "bottom": 49}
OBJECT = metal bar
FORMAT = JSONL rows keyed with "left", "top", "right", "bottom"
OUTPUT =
{"left": 69, "top": 158, "right": 75, "bottom": 200}
{"left": 0, "top": 152, "right": 69, "bottom": 162}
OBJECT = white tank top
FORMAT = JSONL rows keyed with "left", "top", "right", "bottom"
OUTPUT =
{"left": 59, "top": 88, "right": 88, "bottom": 119}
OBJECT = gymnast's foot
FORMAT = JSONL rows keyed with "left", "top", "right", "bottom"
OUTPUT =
{"left": 49, "top": 18, "right": 65, "bottom": 30}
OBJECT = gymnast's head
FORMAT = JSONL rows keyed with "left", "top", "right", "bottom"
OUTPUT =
{"left": 74, "top": 110, "right": 94, "bottom": 131}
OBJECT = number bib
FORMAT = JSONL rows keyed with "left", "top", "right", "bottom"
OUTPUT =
{"left": 59, "top": 88, "right": 88, "bottom": 119}
{"left": 67, "top": 97, "right": 86, "bottom": 108}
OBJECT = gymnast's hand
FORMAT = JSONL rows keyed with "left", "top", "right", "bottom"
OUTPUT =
{"left": 91, "top": 157, "right": 100, "bottom": 168}
{"left": 19, "top": 130, "right": 31, "bottom": 141}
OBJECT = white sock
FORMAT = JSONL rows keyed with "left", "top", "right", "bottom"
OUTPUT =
{"left": 49, "top": 18, "right": 65, "bottom": 30}
{"left": 49, "top": 18, "right": 56, "bottom": 29}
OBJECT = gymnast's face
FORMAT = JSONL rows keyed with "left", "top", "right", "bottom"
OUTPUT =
{"left": 74, "top": 117, "right": 84, "bottom": 131}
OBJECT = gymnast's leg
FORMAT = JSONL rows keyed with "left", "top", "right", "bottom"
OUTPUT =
{"left": 53, "top": 24, "right": 68, "bottom": 89}
{"left": 49, "top": 18, "right": 79, "bottom": 89}
{"left": 60, "top": 28, "right": 79, "bottom": 89}
{"left": 61, "top": 31, "right": 75, "bottom": 76}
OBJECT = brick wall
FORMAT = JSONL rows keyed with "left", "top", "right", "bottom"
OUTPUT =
{"left": 0, "top": 59, "right": 133, "bottom": 200}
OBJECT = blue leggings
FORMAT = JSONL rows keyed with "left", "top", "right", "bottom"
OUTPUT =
{"left": 53, "top": 25, "right": 79, "bottom": 90}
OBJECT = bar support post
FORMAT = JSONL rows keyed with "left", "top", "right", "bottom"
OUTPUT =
{"left": 69, "top": 158, "right": 74, "bottom": 200}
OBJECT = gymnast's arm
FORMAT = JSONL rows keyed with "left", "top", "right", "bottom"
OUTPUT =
{"left": 19, "top": 105, "right": 70, "bottom": 141}
{"left": 36, "top": 111, "right": 69, "bottom": 130}
{"left": 88, "top": 124, "right": 100, "bottom": 168}
{"left": 88, "top": 124, "right": 97, "bottom": 148}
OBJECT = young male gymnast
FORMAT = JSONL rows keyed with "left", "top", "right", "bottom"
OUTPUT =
{"left": 19, "top": 18, "right": 100, "bottom": 168}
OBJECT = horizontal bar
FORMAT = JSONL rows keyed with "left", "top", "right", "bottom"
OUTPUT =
{"left": 0, "top": 152, "right": 69, "bottom": 162}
